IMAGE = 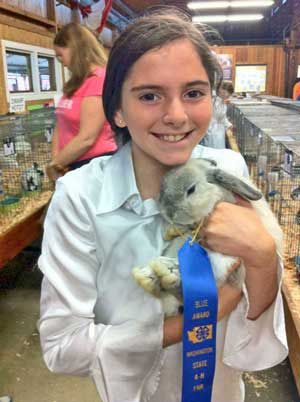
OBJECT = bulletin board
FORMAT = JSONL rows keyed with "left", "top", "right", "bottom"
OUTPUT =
{"left": 216, "top": 54, "right": 233, "bottom": 81}
{"left": 234, "top": 64, "right": 267, "bottom": 93}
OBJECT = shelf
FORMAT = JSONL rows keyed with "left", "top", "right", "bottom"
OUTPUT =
{"left": 0, "top": 195, "right": 51, "bottom": 269}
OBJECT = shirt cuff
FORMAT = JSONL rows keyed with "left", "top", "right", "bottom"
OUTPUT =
{"left": 222, "top": 259, "right": 288, "bottom": 371}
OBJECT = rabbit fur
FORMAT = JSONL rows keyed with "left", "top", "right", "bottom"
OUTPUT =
{"left": 132, "top": 158, "right": 283, "bottom": 317}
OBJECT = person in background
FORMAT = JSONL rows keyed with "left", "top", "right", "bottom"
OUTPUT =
{"left": 46, "top": 23, "right": 117, "bottom": 181}
{"left": 38, "top": 10, "right": 287, "bottom": 402}
{"left": 201, "top": 80, "right": 234, "bottom": 149}
{"left": 292, "top": 77, "right": 300, "bottom": 101}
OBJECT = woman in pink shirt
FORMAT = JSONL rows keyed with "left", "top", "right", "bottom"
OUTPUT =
{"left": 46, "top": 23, "right": 117, "bottom": 181}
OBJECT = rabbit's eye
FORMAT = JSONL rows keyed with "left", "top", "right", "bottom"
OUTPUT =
{"left": 186, "top": 185, "right": 196, "bottom": 196}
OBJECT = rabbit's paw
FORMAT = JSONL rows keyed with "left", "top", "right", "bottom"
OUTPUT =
{"left": 150, "top": 257, "right": 180, "bottom": 290}
{"left": 208, "top": 251, "right": 242, "bottom": 287}
{"left": 132, "top": 265, "right": 161, "bottom": 297}
{"left": 161, "top": 292, "right": 182, "bottom": 317}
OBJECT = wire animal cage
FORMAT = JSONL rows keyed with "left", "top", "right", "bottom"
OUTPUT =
{"left": 275, "top": 144, "right": 300, "bottom": 281}
{"left": 0, "top": 108, "right": 55, "bottom": 235}
{"left": 229, "top": 100, "right": 300, "bottom": 283}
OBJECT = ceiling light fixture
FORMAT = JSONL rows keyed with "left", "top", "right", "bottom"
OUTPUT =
{"left": 188, "top": 1, "right": 229, "bottom": 9}
{"left": 187, "top": 1, "right": 274, "bottom": 10}
{"left": 193, "top": 15, "right": 228, "bottom": 22}
{"left": 231, "top": 0, "right": 274, "bottom": 7}
{"left": 192, "top": 14, "right": 264, "bottom": 23}
{"left": 228, "top": 13, "right": 264, "bottom": 21}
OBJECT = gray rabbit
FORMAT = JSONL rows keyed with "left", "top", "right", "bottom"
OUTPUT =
{"left": 132, "top": 158, "right": 283, "bottom": 317}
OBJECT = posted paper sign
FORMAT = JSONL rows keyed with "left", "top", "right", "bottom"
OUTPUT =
{"left": 9, "top": 97, "right": 25, "bottom": 113}
{"left": 235, "top": 65, "right": 267, "bottom": 93}
{"left": 216, "top": 54, "right": 233, "bottom": 81}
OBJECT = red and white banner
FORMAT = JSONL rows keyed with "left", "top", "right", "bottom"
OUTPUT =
{"left": 81, "top": 0, "right": 113, "bottom": 33}
{"left": 69, "top": 0, "right": 113, "bottom": 33}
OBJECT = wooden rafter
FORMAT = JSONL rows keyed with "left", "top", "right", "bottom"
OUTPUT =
{"left": 46, "top": 0, "right": 57, "bottom": 22}
{"left": 0, "top": 1, "right": 56, "bottom": 28}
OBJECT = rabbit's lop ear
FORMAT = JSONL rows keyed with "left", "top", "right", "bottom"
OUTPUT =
{"left": 207, "top": 168, "right": 262, "bottom": 201}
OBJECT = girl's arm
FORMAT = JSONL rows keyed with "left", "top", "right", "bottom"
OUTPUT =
{"left": 39, "top": 181, "right": 163, "bottom": 402}
{"left": 47, "top": 96, "right": 106, "bottom": 181}
{"left": 200, "top": 199, "right": 279, "bottom": 320}
{"left": 51, "top": 126, "right": 60, "bottom": 158}
{"left": 51, "top": 96, "right": 106, "bottom": 166}
{"left": 163, "top": 283, "right": 242, "bottom": 348}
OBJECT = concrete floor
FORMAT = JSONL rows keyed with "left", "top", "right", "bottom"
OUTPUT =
{"left": 0, "top": 252, "right": 299, "bottom": 402}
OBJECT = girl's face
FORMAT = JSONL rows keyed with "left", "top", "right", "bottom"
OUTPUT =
{"left": 219, "top": 88, "right": 231, "bottom": 102}
{"left": 54, "top": 45, "right": 72, "bottom": 68}
{"left": 114, "top": 39, "right": 212, "bottom": 171}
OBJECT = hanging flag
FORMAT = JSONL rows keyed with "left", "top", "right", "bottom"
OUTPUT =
{"left": 97, "top": 0, "right": 113, "bottom": 33}
{"left": 78, "top": 0, "right": 112, "bottom": 33}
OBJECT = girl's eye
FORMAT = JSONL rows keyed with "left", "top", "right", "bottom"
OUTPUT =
{"left": 139, "top": 93, "right": 159, "bottom": 102}
{"left": 185, "top": 90, "right": 204, "bottom": 99}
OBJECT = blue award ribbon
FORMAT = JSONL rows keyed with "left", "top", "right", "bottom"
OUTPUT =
{"left": 178, "top": 238, "right": 218, "bottom": 402}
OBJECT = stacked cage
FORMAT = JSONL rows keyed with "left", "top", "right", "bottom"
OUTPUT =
{"left": 229, "top": 100, "right": 300, "bottom": 283}
{"left": 277, "top": 144, "right": 300, "bottom": 281}
{"left": 0, "top": 108, "right": 55, "bottom": 235}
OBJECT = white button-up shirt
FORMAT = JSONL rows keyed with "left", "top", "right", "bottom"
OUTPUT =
{"left": 38, "top": 143, "right": 288, "bottom": 402}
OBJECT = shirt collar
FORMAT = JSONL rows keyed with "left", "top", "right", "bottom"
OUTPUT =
{"left": 95, "top": 143, "right": 205, "bottom": 216}
{"left": 96, "top": 142, "right": 143, "bottom": 215}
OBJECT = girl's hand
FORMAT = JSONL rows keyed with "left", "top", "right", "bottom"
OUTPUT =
{"left": 200, "top": 199, "right": 276, "bottom": 269}
{"left": 162, "top": 286, "right": 242, "bottom": 348}
{"left": 163, "top": 314, "right": 183, "bottom": 348}
{"left": 46, "top": 162, "right": 68, "bottom": 182}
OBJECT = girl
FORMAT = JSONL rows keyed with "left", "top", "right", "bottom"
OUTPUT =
{"left": 39, "top": 10, "right": 287, "bottom": 402}
{"left": 46, "top": 23, "right": 117, "bottom": 181}
{"left": 201, "top": 81, "right": 234, "bottom": 149}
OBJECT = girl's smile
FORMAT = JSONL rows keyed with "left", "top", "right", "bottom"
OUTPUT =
{"left": 150, "top": 129, "right": 194, "bottom": 142}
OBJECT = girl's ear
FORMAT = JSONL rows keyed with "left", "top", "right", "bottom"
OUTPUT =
{"left": 114, "top": 110, "right": 127, "bottom": 128}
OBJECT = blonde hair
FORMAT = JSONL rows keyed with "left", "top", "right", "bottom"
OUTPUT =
{"left": 54, "top": 23, "right": 107, "bottom": 97}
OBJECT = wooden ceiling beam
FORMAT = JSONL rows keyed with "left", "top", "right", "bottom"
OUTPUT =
{"left": 0, "top": 1, "right": 56, "bottom": 28}
{"left": 0, "top": 13, "right": 54, "bottom": 38}
{"left": 46, "top": 0, "right": 57, "bottom": 23}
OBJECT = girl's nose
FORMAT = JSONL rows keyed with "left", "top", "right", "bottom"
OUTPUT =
{"left": 162, "top": 98, "right": 188, "bottom": 127}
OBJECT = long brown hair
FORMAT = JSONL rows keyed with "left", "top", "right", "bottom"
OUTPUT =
{"left": 54, "top": 23, "right": 107, "bottom": 97}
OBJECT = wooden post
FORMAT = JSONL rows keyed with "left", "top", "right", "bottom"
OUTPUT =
{"left": 46, "top": 0, "right": 56, "bottom": 22}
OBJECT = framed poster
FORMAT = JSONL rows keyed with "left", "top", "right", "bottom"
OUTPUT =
{"left": 297, "top": 65, "right": 300, "bottom": 78}
{"left": 234, "top": 65, "right": 267, "bottom": 93}
{"left": 216, "top": 54, "right": 233, "bottom": 80}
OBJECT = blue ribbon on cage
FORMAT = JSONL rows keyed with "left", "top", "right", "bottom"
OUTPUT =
{"left": 178, "top": 238, "right": 218, "bottom": 402}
